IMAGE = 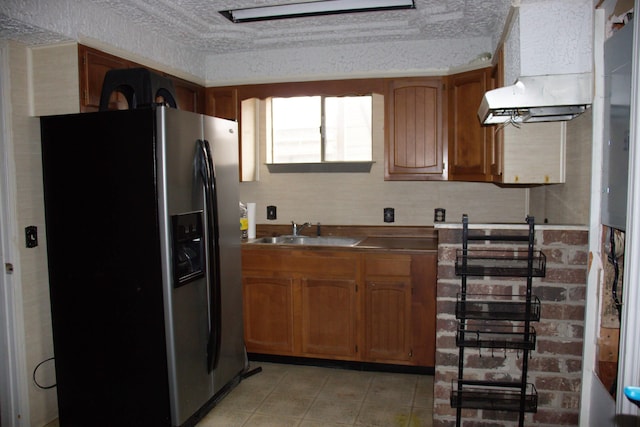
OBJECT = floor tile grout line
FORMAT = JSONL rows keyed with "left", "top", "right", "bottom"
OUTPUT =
{"left": 239, "top": 362, "right": 290, "bottom": 427}
{"left": 352, "top": 370, "right": 376, "bottom": 426}
{"left": 411, "top": 373, "right": 420, "bottom": 409}
{"left": 299, "top": 369, "right": 330, "bottom": 424}
{"left": 410, "top": 373, "right": 420, "bottom": 423}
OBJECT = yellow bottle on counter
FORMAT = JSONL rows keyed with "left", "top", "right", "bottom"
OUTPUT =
{"left": 239, "top": 202, "right": 248, "bottom": 239}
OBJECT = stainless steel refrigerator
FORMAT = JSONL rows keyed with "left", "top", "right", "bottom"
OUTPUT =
{"left": 40, "top": 106, "right": 246, "bottom": 427}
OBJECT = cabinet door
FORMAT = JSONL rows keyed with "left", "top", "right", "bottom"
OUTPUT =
{"left": 385, "top": 78, "right": 445, "bottom": 181}
{"left": 364, "top": 278, "right": 412, "bottom": 363}
{"left": 79, "top": 45, "right": 130, "bottom": 112}
{"left": 410, "top": 254, "right": 437, "bottom": 367}
{"left": 171, "top": 77, "right": 205, "bottom": 113}
{"left": 206, "top": 87, "right": 238, "bottom": 120}
{"left": 489, "top": 46, "right": 505, "bottom": 179}
{"left": 79, "top": 45, "right": 204, "bottom": 113}
{"left": 300, "top": 278, "right": 358, "bottom": 359}
{"left": 243, "top": 276, "right": 295, "bottom": 354}
{"left": 447, "top": 68, "right": 493, "bottom": 181}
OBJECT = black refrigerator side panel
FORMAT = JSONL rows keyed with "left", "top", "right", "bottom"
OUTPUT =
{"left": 41, "top": 109, "right": 171, "bottom": 426}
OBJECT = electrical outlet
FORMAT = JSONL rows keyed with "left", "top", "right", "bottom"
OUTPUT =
{"left": 384, "top": 207, "right": 394, "bottom": 223}
{"left": 267, "top": 205, "right": 277, "bottom": 220}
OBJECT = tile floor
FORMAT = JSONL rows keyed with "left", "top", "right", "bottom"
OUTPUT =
{"left": 44, "top": 362, "right": 434, "bottom": 427}
{"left": 197, "top": 362, "right": 434, "bottom": 427}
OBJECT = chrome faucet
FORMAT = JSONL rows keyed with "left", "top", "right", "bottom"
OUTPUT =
{"left": 291, "top": 221, "right": 311, "bottom": 236}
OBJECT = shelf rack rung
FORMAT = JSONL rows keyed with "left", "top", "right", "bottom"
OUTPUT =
{"left": 450, "top": 380, "right": 538, "bottom": 413}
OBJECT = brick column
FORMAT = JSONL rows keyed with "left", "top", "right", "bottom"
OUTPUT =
{"left": 434, "top": 225, "right": 588, "bottom": 427}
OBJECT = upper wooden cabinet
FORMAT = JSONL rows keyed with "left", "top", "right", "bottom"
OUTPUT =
{"left": 204, "top": 79, "right": 387, "bottom": 121}
{"left": 78, "top": 45, "right": 204, "bottom": 113}
{"left": 202, "top": 68, "right": 565, "bottom": 184}
{"left": 79, "top": 46, "right": 129, "bottom": 112}
{"left": 206, "top": 88, "right": 238, "bottom": 121}
{"left": 171, "top": 76, "right": 205, "bottom": 114}
{"left": 489, "top": 46, "right": 505, "bottom": 179}
{"left": 447, "top": 67, "right": 494, "bottom": 182}
{"left": 385, "top": 78, "right": 446, "bottom": 181}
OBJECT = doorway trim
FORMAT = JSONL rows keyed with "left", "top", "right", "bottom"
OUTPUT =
{"left": 0, "top": 40, "right": 31, "bottom": 427}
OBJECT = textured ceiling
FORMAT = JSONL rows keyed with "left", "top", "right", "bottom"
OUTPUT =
{"left": 86, "top": 0, "right": 512, "bottom": 54}
{"left": 0, "top": 15, "right": 71, "bottom": 46}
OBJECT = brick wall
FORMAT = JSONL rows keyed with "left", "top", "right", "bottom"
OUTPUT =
{"left": 434, "top": 225, "right": 589, "bottom": 427}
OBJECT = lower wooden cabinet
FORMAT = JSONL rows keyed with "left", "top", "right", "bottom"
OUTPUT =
{"left": 301, "top": 278, "right": 358, "bottom": 359}
{"left": 364, "top": 279, "right": 412, "bottom": 363}
{"left": 363, "top": 254, "right": 412, "bottom": 364}
{"left": 241, "top": 247, "right": 436, "bottom": 367}
{"left": 243, "top": 276, "right": 295, "bottom": 354}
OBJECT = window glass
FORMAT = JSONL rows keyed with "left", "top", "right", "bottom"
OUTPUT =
{"left": 324, "top": 96, "right": 372, "bottom": 161}
{"left": 270, "top": 95, "right": 372, "bottom": 164}
{"left": 271, "top": 96, "right": 321, "bottom": 163}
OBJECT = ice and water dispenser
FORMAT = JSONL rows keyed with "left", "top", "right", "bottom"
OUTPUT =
{"left": 171, "top": 212, "right": 205, "bottom": 287}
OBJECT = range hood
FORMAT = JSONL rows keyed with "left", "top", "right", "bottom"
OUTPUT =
{"left": 478, "top": 73, "right": 592, "bottom": 124}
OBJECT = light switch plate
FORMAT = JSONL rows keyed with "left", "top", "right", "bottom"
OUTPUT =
{"left": 25, "top": 225, "right": 38, "bottom": 248}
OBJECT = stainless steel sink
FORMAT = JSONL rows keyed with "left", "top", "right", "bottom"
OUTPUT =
{"left": 251, "top": 235, "right": 364, "bottom": 247}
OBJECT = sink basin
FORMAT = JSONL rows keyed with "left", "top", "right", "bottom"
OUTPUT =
{"left": 251, "top": 235, "right": 364, "bottom": 247}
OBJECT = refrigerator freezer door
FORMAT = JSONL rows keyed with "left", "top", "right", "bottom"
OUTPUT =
{"left": 157, "top": 108, "right": 214, "bottom": 426}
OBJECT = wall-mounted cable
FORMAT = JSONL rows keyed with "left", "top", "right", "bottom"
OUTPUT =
{"left": 33, "top": 357, "right": 56, "bottom": 390}
{"left": 608, "top": 227, "right": 624, "bottom": 321}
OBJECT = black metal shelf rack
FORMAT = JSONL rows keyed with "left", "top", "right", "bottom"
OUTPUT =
{"left": 455, "top": 323, "right": 536, "bottom": 351}
{"left": 451, "top": 380, "right": 538, "bottom": 412}
{"left": 450, "top": 215, "right": 543, "bottom": 427}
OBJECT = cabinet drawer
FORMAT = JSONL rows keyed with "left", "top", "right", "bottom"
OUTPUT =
{"left": 365, "top": 255, "right": 411, "bottom": 276}
{"left": 242, "top": 250, "right": 290, "bottom": 271}
{"left": 293, "top": 252, "right": 358, "bottom": 276}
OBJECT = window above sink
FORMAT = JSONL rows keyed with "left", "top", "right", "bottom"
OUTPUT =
{"left": 269, "top": 95, "right": 373, "bottom": 163}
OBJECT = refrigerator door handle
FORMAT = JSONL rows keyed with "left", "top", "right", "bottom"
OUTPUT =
{"left": 197, "top": 139, "right": 222, "bottom": 373}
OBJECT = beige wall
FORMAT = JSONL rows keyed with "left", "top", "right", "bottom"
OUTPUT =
{"left": 31, "top": 43, "right": 79, "bottom": 117}
{"left": 239, "top": 95, "right": 531, "bottom": 227}
{"left": 530, "top": 110, "right": 593, "bottom": 225}
{"left": 6, "top": 41, "right": 79, "bottom": 426}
